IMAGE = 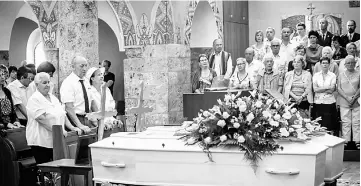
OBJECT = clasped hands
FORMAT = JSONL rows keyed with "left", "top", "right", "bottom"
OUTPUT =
{"left": 7, "top": 121, "right": 25, "bottom": 129}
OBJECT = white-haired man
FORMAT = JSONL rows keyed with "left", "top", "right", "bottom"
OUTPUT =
{"left": 256, "top": 53, "right": 284, "bottom": 93}
{"left": 244, "top": 47, "right": 263, "bottom": 85}
{"left": 60, "top": 56, "right": 98, "bottom": 134}
{"left": 208, "top": 39, "right": 233, "bottom": 79}
{"left": 317, "top": 18, "right": 333, "bottom": 47}
{"left": 280, "top": 27, "right": 296, "bottom": 63}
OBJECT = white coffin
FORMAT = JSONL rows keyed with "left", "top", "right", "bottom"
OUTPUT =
{"left": 90, "top": 131, "right": 327, "bottom": 186}
{"left": 309, "top": 134, "right": 345, "bottom": 182}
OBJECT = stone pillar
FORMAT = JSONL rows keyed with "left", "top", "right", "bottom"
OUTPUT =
{"left": 58, "top": 0, "right": 99, "bottom": 83}
{"left": 124, "top": 44, "right": 191, "bottom": 131}
{"left": 44, "top": 49, "right": 60, "bottom": 98}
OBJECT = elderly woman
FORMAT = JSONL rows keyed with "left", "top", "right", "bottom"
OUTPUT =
{"left": 86, "top": 67, "right": 122, "bottom": 129}
{"left": 229, "top": 58, "right": 253, "bottom": 90}
{"left": 313, "top": 57, "right": 339, "bottom": 136}
{"left": 26, "top": 72, "right": 81, "bottom": 164}
{"left": 338, "top": 55, "right": 360, "bottom": 149}
{"left": 283, "top": 55, "right": 313, "bottom": 111}
{"left": 251, "top": 30, "right": 268, "bottom": 61}
{"left": 313, "top": 46, "right": 339, "bottom": 75}
{"left": 339, "top": 42, "right": 360, "bottom": 72}
{"left": 191, "top": 54, "right": 217, "bottom": 93}
{"left": 256, "top": 53, "right": 284, "bottom": 94}
{"left": 28, "top": 61, "right": 56, "bottom": 96}
{"left": 331, "top": 36, "right": 348, "bottom": 63}
{"left": 306, "top": 30, "right": 324, "bottom": 73}
{"left": 0, "top": 65, "right": 21, "bottom": 129}
{"left": 287, "top": 45, "right": 312, "bottom": 74}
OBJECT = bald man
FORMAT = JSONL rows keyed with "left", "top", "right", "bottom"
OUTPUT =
{"left": 60, "top": 56, "right": 98, "bottom": 134}
{"left": 317, "top": 18, "right": 333, "bottom": 47}
{"left": 244, "top": 47, "right": 264, "bottom": 85}
{"left": 208, "top": 39, "right": 233, "bottom": 79}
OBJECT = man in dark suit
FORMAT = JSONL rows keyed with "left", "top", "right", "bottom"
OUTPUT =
{"left": 340, "top": 20, "right": 360, "bottom": 48}
{"left": 317, "top": 18, "right": 333, "bottom": 47}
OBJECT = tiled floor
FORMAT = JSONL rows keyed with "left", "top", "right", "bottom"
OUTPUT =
{"left": 338, "top": 161, "right": 360, "bottom": 185}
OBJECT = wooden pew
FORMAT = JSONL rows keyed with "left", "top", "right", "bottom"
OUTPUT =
{"left": 0, "top": 128, "right": 37, "bottom": 186}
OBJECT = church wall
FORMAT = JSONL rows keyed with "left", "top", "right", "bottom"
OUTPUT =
{"left": 99, "top": 19, "right": 125, "bottom": 102}
{"left": 249, "top": 1, "right": 360, "bottom": 45}
{"left": 9, "top": 17, "right": 38, "bottom": 67}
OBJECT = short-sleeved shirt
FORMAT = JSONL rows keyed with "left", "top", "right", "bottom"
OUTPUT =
{"left": 7, "top": 80, "right": 32, "bottom": 119}
{"left": 313, "top": 71, "right": 337, "bottom": 104}
{"left": 28, "top": 81, "right": 55, "bottom": 97}
{"left": 104, "top": 72, "right": 115, "bottom": 95}
{"left": 26, "top": 91, "right": 66, "bottom": 148}
{"left": 60, "top": 72, "right": 93, "bottom": 115}
{"left": 245, "top": 59, "right": 264, "bottom": 85}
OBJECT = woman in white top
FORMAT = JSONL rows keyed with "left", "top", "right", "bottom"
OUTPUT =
{"left": 26, "top": 72, "right": 81, "bottom": 164}
{"left": 312, "top": 57, "right": 339, "bottom": 136}
{"left": 85, "top": 67, "right": 122, "bottom": 130}
{"left": 229, "top": 58, "right": 253, "bottom": 90}
{"left": 251, "top": 30, "right": 269, "bottom": 61}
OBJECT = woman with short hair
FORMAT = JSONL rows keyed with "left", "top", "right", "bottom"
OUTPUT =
{"left": 338, "top": 55, "right": 360, "bottom": 149}
{"left": 313, "top": 46, "right": 339, "bottom": 75}
{"left": 339, "top": 42, "right": 360, "bottom": 72}
{"left": 283, "top": 55, "right": 313, "bottom": 111}
{"left": 28, "top": 61, "right": 56, "bottom": 96}
{"left": 26, "top": 72, "right": 81, "bottom": 164}
{"left": 287, "top": 44, "right": 312, "bottom": 74}
{"left": 306, "top": 30, "right": 323, "bottom": 73}
{"left": 331, "top": 36, "right": 348, "bottom": 63}
{"left": 229, "top": 58, "right": 253, "bottom": 90}
{"left": 191, "top": 54, "right": 217, "bottom": 93}
{"left": 313, "top": 57, "right": 339, "bottom": 136}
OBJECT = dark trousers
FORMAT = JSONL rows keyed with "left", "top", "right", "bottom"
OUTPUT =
{"left": 314, "top": 103, "right": 339, "bottom": 136}
{"left": 19, "top": 119, "right": 27, "bottom": 126}
{"left": 31, "top": 146, "right": 53, "bottom": 164}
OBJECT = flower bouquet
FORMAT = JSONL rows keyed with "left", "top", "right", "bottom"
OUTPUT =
{"left": 180, "top": 90, "right": 327, "bottom": 168}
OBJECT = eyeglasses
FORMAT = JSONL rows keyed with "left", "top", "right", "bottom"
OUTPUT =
{"left": 237, "top": 63, "right": 246, "bottom": 66}
{"left": 271, "top": 45, "right": 280, "bottom": 47}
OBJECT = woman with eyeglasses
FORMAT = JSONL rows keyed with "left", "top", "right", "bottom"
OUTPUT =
{"left": 229, "top": 58, "right": 253, "bottom": 90}
{"left": 287, "top": 44, "right": 312, "bottom": 74}
{"left": 338, "top": 55, "right": 360, "bottom": 149}
{"left": 0, "top": 65, "right": 21, "bottom": 129}
{"left": 313, "top": 46, "right": 339, "bottom": 75}
{"left": 306, "top": 30, "right": 324, "bottom": 73}
{"left": 191, "top": 54, "right": 217, "bottom": 93}
{"left": 313, "top": 57, "right": 339, "bottom": 136}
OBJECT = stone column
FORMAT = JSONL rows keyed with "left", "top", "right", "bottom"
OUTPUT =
{"left": 58, "top": 0, "right": 99, "bottom": 83}
{"left": 124, "top": 44, "right": 191, "bottom": 131}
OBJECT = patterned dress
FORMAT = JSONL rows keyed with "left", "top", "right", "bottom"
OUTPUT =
{"left": 0, "top": 96, "right": 13, "bottom": 124}
{"left": 252, "top": 44, "right": 268, "bottom": 61}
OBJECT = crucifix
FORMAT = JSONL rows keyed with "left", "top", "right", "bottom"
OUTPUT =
{"left": 86, "top": 84, "right": 117, "bottom": 141}
{"left": 307, "top": 3, "right": 316, "bottom": 15}
{"left": 125, "top": 81, "right": 153, "bottom": 132}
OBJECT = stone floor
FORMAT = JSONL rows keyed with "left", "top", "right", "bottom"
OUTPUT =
{"left": 337, "top": 161, "right": 360, "bottom": 186}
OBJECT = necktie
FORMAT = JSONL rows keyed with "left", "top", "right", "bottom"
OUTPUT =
{"left": 349, "top": 34, "right": 352, "bottom": 41}
{"left": 323, "top": 34, "right": 326, "bottom": 40}
{"left": 79, "top": 79, "right": 90, "bottom": 113}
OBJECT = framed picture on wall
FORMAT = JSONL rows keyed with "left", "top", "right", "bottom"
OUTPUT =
{"left": 349, "top": 0, "right": 360, "bottom": 8}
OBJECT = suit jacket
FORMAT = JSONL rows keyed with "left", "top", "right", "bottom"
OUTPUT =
{"left": 317, "top": 31, "right": 333, "bottom": 47}
{"left": 340, "top": 32, "right": 360, "bottom": 48}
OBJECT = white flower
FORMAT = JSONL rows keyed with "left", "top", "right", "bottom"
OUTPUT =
{"left": 233, "top": 122, "right": 240, "bottom": 128}
{"left": 297, "top": 133, "right": 308, "bottom": 140}
{"left": 266, "top": 99, "right": 273, "bottom": 105}
{"left": 230, "top": 119, "right": 235, "bottom": 123}
{"left": 273, "top": 114, "right": 281, "bottom": 121}
{"left": 237, "top": 135, "right": 246, "bottom": 143}
{"left": 282, "top": 112, "right": 292, "bottom": 120}
{"left": 291, "top": 125, "right": 302, "bottom": 129}
{"left": 224, "top": 94, "right": 232, "bottom": 102}
{"left": 239, "top": 105, "right": 247, "bottom": 112}
{"left": 303, "top": 118, "right": 311, "bottom": 123}
{"left": 220, "top": 135, "right": 227, "bottom": 142}
{"left": 199, "top": 127, "right": 207, "bottom": 133}
{"left": 246, "top": 113, "right": 255, "bottom": 122}
{"left": 209, "top": 114, "right": 216, "bottom": 120}
{"left": 250, "top": 89, "right": 257, "bottom": 97}
{"left": 290, "top": 108, "right": 297, "bottom": 114}
{"left": 217, "top": 120, "right": 226, "bottom": 128}
{"left": 230, "top": 94, "right": 236, "bottom": 101}
{"left": 187, "top": 138, "right": 197, "bottom": 144}
{"left": 280, "top": 128, "right": 290, "bottom": 137}
{"left": 222, "top": 112, "right": 230, "bottom": 119}
{"left": 203, "top": 111, "right": 211, "bottom": 117}
{"left": 305, "top": 123, "right": 315, "bottom": 132}
{"left": 211, "top": 105, "right": 221, "bottom": 115}
{"left": 204, "top": 137, "right": 212, "bottom": 144}
{"left": 188, "top": 124, "right": 199, "bottom": 131}
{"left": 217, "top": 99, "right": 223, "bottom": 105}
{"left": 255, "top": 100, "right": 263, "bottom": 108}
{"left": 289, "top": 128, "right": 294, "bottom": 132}
{"left": 269, "top": 120, "right": 279, "bottom": 127}
{"left": 273, "top": 102, "right": 279, "bottom": 108}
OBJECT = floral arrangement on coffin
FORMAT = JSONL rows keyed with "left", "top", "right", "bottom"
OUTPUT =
{"left": 180, "top": 90, "right": 327, "bottom": 169}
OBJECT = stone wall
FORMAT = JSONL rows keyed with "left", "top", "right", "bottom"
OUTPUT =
{"left": 124, "top": 44, "right": 191, "bottom": 131}
{"left": 58, "top": 1, "right": 99, "bottom": 83}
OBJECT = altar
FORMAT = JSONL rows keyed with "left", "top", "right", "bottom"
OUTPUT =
{"left": 90, "top": 127, "right": 331, "bottom": 186}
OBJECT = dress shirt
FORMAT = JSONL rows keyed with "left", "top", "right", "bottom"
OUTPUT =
{"left": 26, "top": 91, "right": 66, "bottom": 148}
{"left": 268, "top": 53, "right": 287, "bottom": 74}
{"left": 7, "top": 80, "right": 32, "bottom": 119}
{"left": 212, "top": 51, "right": 233, "bottom": 79}
{"left": 28, "top": 81, "right": 55, "bottom": 97}
{"left": 60, "top": 72, "right": 93, "bottom": 115}
{"left": 280, "top": 41, "right": 296, "bottom": 64}
{"left": 313, "top": 71, "right": 337, "bottom": 104}
{"left": 292, "top": 35, "right": 308, "bottom": 47}
{"left": 245, "top": 59, "right": 264, "bottom": 85}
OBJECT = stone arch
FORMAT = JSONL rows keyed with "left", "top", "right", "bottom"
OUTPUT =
{"left": 99, "top": 0, "right": 125, "bottom": 51}
{"left": 183, "top": 0, "right": 222, "bottom": 45}
{"left": 109, "top": 0, "right": 138, "bottom": 47}
{"left": 150, "top": 0, "right": 176, "bottom": 44}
